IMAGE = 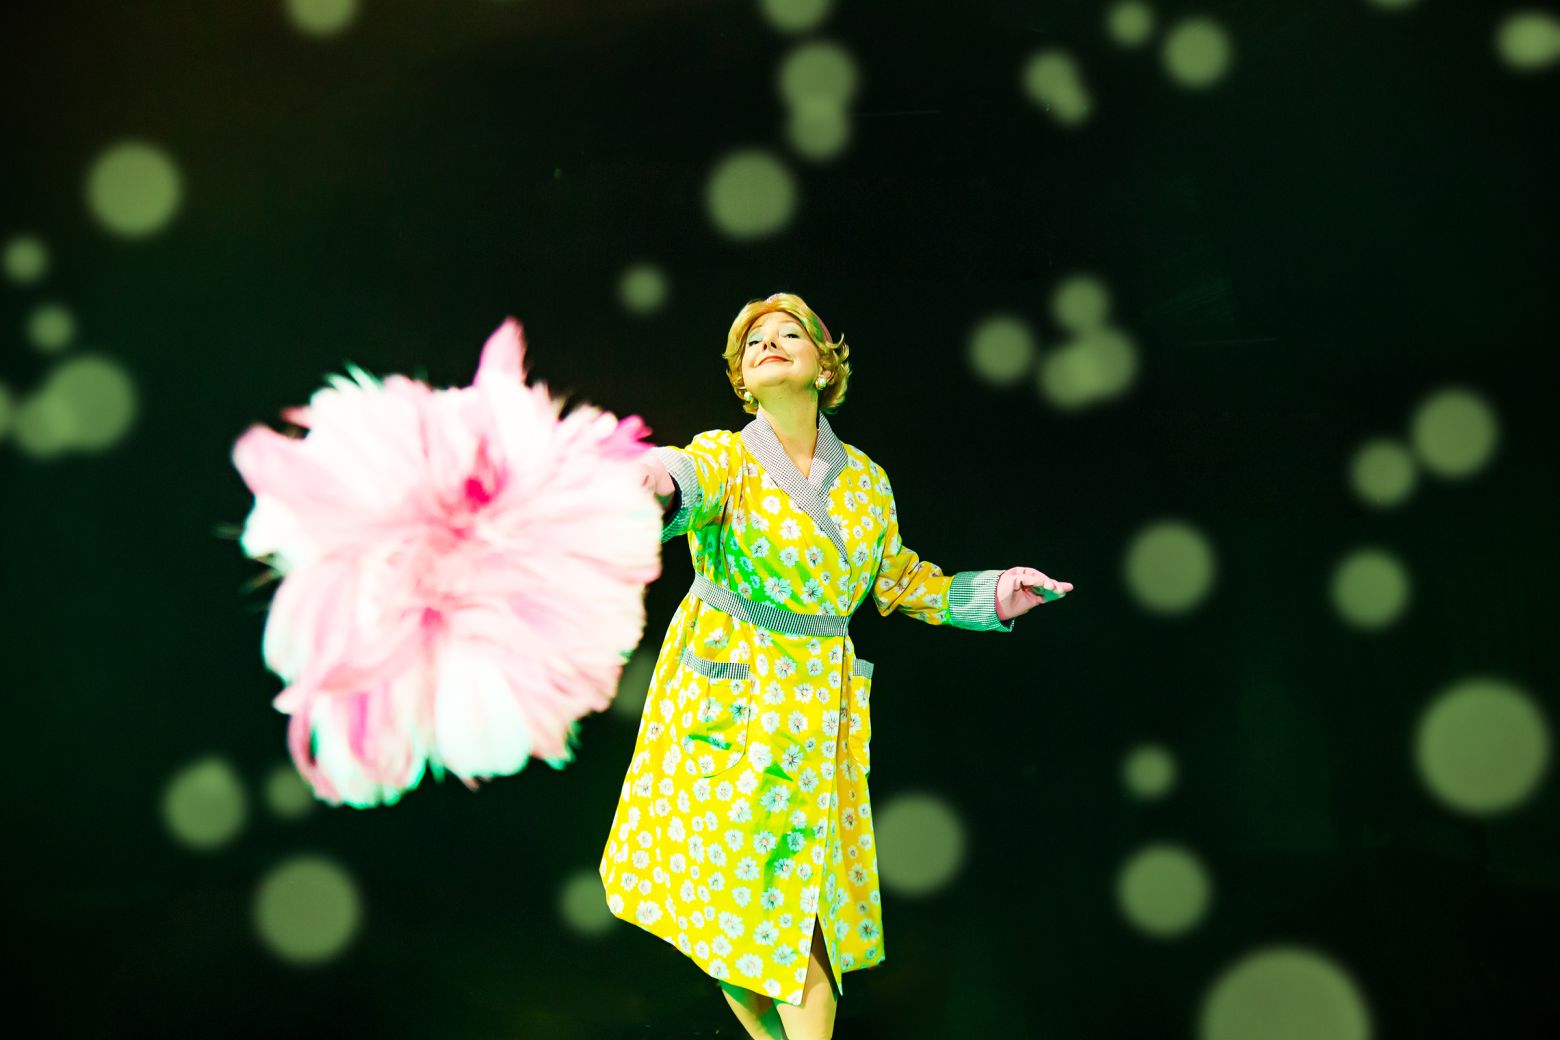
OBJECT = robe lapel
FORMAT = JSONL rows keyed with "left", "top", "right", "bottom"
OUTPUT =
{"left": 741, "top": 412, "right": 851, "bottom": 564}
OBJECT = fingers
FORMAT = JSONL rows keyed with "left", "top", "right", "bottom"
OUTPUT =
{"left": 1007, "top": 566, "right": 1075, "bottom": 603}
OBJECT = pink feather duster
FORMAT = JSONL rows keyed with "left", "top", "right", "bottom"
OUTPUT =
{"left": 230, "top": 318, "right": 663, "bottom": 808}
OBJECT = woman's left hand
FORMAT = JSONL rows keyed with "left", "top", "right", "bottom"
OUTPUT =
{"left": 995, "top": 566, "right": 1073, "bottom": 622}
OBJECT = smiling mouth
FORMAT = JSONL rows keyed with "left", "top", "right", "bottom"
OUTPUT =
{"left": 760, "top": 356, "right": 788, "bottom": 366}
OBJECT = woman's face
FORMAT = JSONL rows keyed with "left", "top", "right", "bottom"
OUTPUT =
{"left": 740, "top": 311, "right": 823, "bottom": 399}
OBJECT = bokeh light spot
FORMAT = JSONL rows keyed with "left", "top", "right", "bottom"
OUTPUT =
{"left": 1039, "top": 327, "right": 1138, "bottom": 408}
{"left": 1123, "top": 743, "right": 1177, "bottom": 800}
{"left": 10, "top": 390, "right": 75, "bottom": 458}
{"left": 162, "top": 755, "right": 247, "bottom": 851}
{"left": 761, "top": 0, "right": 832, "bottom": 34}
{"left": 1199, "top": 945, "right": 1371, "bottom": 1040}
{"left": 33, "top": 353, "right": 139, "bottom": 452}
{"left": 777, "top": 41, "right": 860, "bottom": 108}
{"left": 3, "top": 234, "right": 48, "bottom": 284}
{"left": 1124, "top": 519, "right": 1217, "bottom": 615}
{"left": 1496, "top": 10, "right": 1560, "bottom": 71}
{"left": 1330, "top": 547, "right": 1410, "bottom": 631}
{"left": 1021, "top": 50, "right": 1093, "bottom": 125}
{"left": 1051, "top": 274, "right": 1112, "bottom": 333}
{"left": 787, "top": 100, "right": 852, "bottom": 162}
{"left": 253, "top": 854, "right": 362, "bottom": 965}
{"left": 1162, "top": 17, "right": 1234, "bottom": 90}
{"left": 619, "top": 262, "right": 669, "bottom": 315}
{"left": 1117, "top": 842, "right": 1211, "bottom": 937}
{"left": 1348, "top": 438, "right": 1417, "bottom": 509}
{"left": 26, "top": 302, "right": 77, "bottom": 354}
{"left": 285, "top": 0, "right": 360, "bottom": 38}
{"left": 967, "top": 313, "right": 1037, "bottom": 386}
{"left": 1416, "top": 676, "right": 1550, "bottom": 817}
{"left": 1409, "top": 386, "right": 1498, "bottom": 480}
{"left": 875, "top": 791, "right": 966, "bottom": 897}
{"left": 86, "top": 140, "right": 183, "bottom": 238}
{"left": 1038, "top": 346, "right": 1092, "bottom": 408}
{"left": 612, "top": 651, "right": 655, "bottom": 720}
{"left": 265, "top": 763, "right": 317, "bottom": 819}
{"left": 1106, "top": 2, "right": 1157, "bottom": 47}
{"left": 559, "top": 868, "right": 616, "bottom": 937}
{"left": 705, "top": 149, "right": 798, "bottom": 240}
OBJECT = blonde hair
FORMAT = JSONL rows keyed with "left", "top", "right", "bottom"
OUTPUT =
{"left": 722, "top": 292, "right": 852, "bottom": 416}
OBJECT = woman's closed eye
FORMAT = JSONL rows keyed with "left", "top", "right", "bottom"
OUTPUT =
{"left": 747, "top": 333, "right": 802, "bottom": 347}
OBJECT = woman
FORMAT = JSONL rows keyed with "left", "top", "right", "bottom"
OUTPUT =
{"left": 599, "top": 292, "right": 1072, "bottom": 1040}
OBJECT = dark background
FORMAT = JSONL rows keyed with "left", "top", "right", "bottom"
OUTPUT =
{"left": 3, "top": 0, "right": 1557, "bottom": 1036}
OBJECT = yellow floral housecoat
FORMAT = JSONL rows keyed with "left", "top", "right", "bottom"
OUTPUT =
{"left": 599, "top": 412, "right": 1014, "bottom": 1007}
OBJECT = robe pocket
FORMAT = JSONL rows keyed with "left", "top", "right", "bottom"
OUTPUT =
{"left": 677, "top": 648, "right": 754, "bottom": 778}
{"left": 845, "top": 657, "right": 874, "bottom": 777}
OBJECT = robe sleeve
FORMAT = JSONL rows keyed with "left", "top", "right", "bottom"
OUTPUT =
{"left": 651, "top": 430, "right": 734, "bottom": 544}
{"left": 869, "top": 463, "right": 1015, "bottom": 633}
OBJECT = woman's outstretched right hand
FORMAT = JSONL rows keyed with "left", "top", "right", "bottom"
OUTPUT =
{"left": 638, "top": 451, "right": 676, "bottom": 506}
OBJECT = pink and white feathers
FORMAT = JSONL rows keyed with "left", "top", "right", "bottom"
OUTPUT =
{"left": 230, "top": 318, "right": 663, "bottom": 808}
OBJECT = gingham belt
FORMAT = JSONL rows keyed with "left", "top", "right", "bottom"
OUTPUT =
{"left": 686, "top": 574, "right": 874, "bottom": 679}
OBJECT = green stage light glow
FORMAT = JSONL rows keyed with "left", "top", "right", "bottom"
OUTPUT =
{"left": 1199, "top": 946, "right": 1371, "bottom": 1040}
{"left": 1348, "top": 438, "right": 1417, "bottom": 509}
{"left": 1051, "top": 274, "right": 1113, "bottom": 334}
{"left": 1106, "top": 2, "right": 1157, "bottom": 48}
{"left": 1409, "top": 386, "right": 1499, "bottom": 480}
{"left": 611, "top": 651, "right": 655, "bottom": 720}
{"left": 1163, "top": 18, "right": 1234, "bottom": 91}
{"left": 264, "top": 763, "right": 317, "bottom": 820}
{"left": 86, "top": 141, "right": 183, "bottom": 239}
{"left": 1021, "top": 50, "right": 1092, "bottom": 126}
{"left": 760, "top": 0, "right": 832, "bottom": 36}
{"left": 787, "top": 100, "right": 851, "bottom": 163}
{"left": 1124, "top": 520, "right": 1216, "bottom": 615}
{"left": 619, "top": 262, "right": 670, "bottom": 315}
{"left": 777, "top": 41, "right": 859, "bottom": 109}
{"left": 30, "top": 353, "right": 139, "bottom": 453}
{"left": 285, "top": 0, "right": 360, "bottom": 38}
{"left": 1040, "top": 327, "right": 1138, "bottom": 407}
{"left": 3, "top": 234, "right": 48, "bottom": 284}
{"left": 162, "top": 755, "right": 247, "bottom": 851}
{"left": 874, "top": 792, "right": 966, "bottom": 898}
{"left": 1330, "top": 548, "right": 1410, "bottom": 631}
{"left": 1497, "top": 10, "right": 1560, "bottom": 71}
{"left": 1415, "top": 677, "right": 1550, "bottom": 817}
{"left": 253, "top": 854, "right": 363, "bottom": 965}
{"left": 1116, "top": 842, "right": 1211, "bottom": 938}
{"left": 26, "top": 302, "right": 76, "bottom": 353}
{"left": 967, "top": 313, "right": 1037, "bottom": 386}
{"left": 706, "top": 149, "right": 798, "bottom": 240}
{"left": 1123, "top": 743, "right": 1177, "bottom": 800}
{"left": 10, "top": 388, "right": 75, "bottom": 458}
{"left": 560, "top": 868, "right": 616, "bottom": 937}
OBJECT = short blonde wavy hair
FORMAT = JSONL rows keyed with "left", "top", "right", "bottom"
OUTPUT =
{"left": 723, "top": 292, "right": 852, "bottom": 416}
